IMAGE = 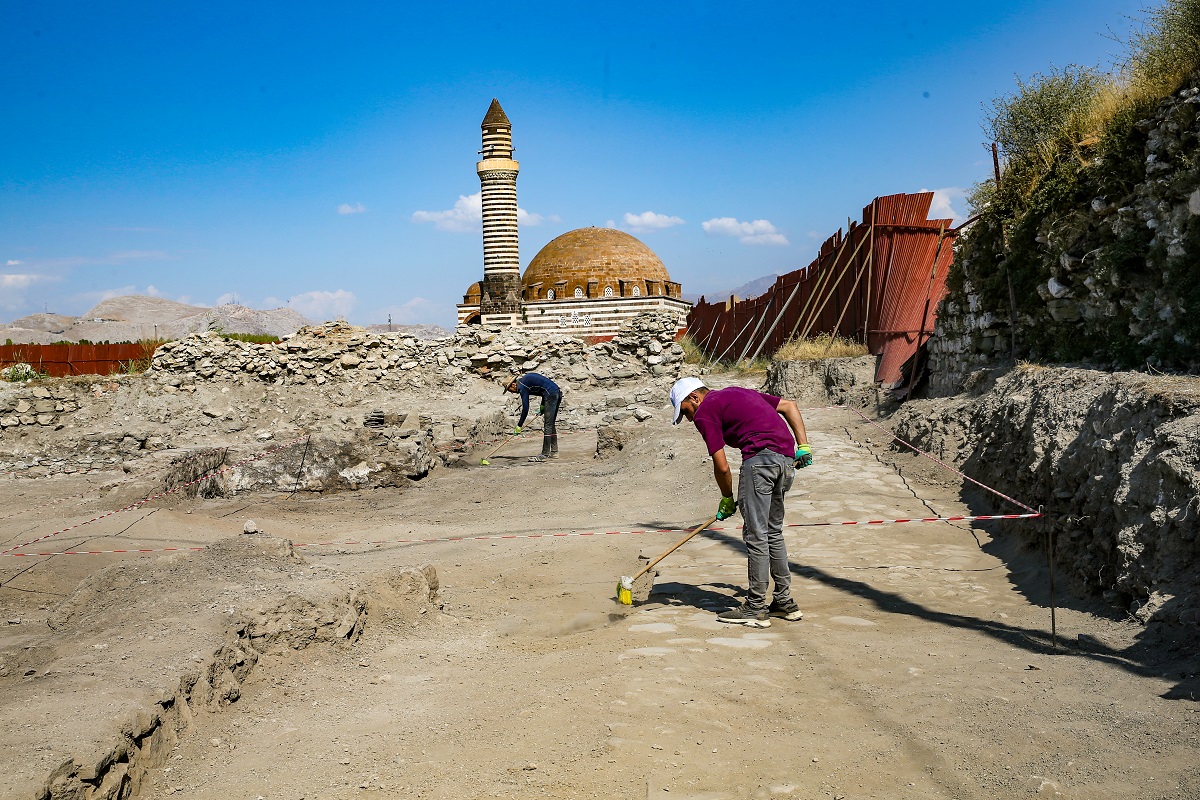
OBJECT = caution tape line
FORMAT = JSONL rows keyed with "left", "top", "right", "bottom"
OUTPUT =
{"left": 835, "top": 405, "right": 1040, "bottom": 515}
{"left": 784, "top": 512, "right": 1041, "bottom": 527}
{"left": 0, "top": 436, "right": 310, "bottom": 555}
{"left": 0, "top": 513, "right": 1041, "bottom": 558}
{"left": 3, "top": 547, "right": 208, "bottom": 557}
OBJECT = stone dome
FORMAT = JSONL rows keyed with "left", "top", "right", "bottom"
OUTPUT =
{"left": 462, "top": 281, "right": 482, "bottom": 304}
{"left": 521, "top": 228, "right": 678, "bottom": 301}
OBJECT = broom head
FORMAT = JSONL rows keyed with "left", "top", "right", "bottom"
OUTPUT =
{"left": 616, "top": 575, "right": 634, "bottom": 606}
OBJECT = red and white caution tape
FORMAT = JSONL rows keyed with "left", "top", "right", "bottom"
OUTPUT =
{"left": 1, "top": 436, "right": 309, "bottom": 555}
{"left": 835, "top": 404, "right": 1040, "bottom": 514}
{"left": 0, "top": 513, "right": 1041, "bottom": 558}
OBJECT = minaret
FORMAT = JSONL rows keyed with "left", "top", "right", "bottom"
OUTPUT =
{"left": 477, "top": 98, "right": 522, "bottom": 325}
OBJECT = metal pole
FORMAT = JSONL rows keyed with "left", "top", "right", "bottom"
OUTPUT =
{"left": 799, "top": 227, "right": 872, "bottom": 342}
{"left": 734, "top": 288, "right": 779, "bottom": 363}
{"left": 783, "top": 230, "right": 852, "bottom": 345}
{"left": 746, "top": 279, "right": 805, "bottom": 362}
{"left": 824, "top": 241, "right": 874, "bottom": 356}
{"left": 1046, "top": 505, "right": 1057, "bottom": 651}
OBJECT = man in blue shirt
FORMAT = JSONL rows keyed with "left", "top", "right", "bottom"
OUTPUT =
{"left": 505, "top": 373, "right": 563, "bottom": 463}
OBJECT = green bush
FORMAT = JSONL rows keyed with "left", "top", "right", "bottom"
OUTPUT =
{"left": 222, "top": 333, "right": 279, "bottom": 344}
{"left": 984, "top": 65, "right": 1110, "bottom": 207}
{"left": 1123, "top": 0, "right": 1200, "bottom": 97}
{"left": 2, "top": 362, "right": 40, "bottom": 382}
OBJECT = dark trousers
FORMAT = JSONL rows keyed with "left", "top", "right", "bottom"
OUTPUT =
{"left": 540, "top": 392, "right": 561, "bottom": 456}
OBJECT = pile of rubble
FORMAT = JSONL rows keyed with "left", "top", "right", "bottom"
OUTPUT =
{"left": 145, "top": 312, "right": 688, "bottom": 391}
{"left": 0, "top": 313, "right": 696, "bottom": 483}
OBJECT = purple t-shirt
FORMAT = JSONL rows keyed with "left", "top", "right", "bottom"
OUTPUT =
{"left": 692, "top": 387, "right": 795, "bottom": 460}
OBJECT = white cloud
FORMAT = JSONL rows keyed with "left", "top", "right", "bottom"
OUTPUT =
{"left": 288, "top": 289, "right": 357, "bottom": 322}
{"left": 1, "top": 273, "right": 47, "bottom": 289}
{"left": 377, "top": 297, "right": 438, "bottom": 325}
{"left": 412, "top": 193, "right": 482, "bottom": 232}
{"left": 517, "top": 208, "right": 545, "bottom": 226}
{"left": 921, "top": 187, "right": 968, "bottom": 224}
{"left": 6, "top": 259, "right": 23, "bottom": 266}
{"left": 623, "top": 211, "right": 685, "bottom": 233}
{"left": 702, "top": 217, "right": 789, "bottom": 246}
{"left": 412, "top": 192, "right": 547, "bottom": 232}
{"left": 108, "top": 250, "right": 168, "bottom": 262}
{"left": 0, "top": 273, "right": 54, "bottom": 311}
{"left": 338, "top": 202, "right": 367, "bottom": 215}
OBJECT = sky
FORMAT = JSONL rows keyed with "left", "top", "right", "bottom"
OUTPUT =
{"left": 1, "top": 0, "right": 1149, "bottom": 329}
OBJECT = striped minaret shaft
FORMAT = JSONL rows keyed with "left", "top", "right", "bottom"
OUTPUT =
{"left": 477, "top": 98, "right": 521, "bottom": 320}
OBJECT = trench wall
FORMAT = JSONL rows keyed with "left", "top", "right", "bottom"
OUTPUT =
{"left": 892, "top": 365, "right": 1200, "bottom": 628}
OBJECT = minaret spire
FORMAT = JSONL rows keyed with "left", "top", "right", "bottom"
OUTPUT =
{"left": 477, "top": 99, "right": 521, "bottom": 324}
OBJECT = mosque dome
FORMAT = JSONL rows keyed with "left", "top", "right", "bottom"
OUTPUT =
{"left": 521, "top": 228, "right": 678, "bottom": 301}
{"left": 462, "top": 281, "right": 482, "bottom": 304}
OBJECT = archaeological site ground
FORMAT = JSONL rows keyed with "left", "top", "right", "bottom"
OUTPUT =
{"left": 1, "top": 311, "right": 1198, "bottom": 800}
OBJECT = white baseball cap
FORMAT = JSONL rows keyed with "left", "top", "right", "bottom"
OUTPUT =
{"left": 669, "top": 377, "right": 706, "bottom": 424}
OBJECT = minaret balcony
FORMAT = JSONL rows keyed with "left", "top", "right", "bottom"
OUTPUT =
{"left": 476, "top": 158, "right": 520, "bottom": 174}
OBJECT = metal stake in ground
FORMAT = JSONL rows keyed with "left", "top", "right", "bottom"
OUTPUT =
{"left": 616, "top": 515, "right": 718, "bottom": 605}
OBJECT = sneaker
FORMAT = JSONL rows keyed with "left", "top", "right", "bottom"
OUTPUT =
{"left": 768, "top": 599, "right": 803, "bottom": 621}
{"left": 716, "top": 602, "right": 771, "bottom": 628}
{"left": 528, "top": 454, "right": 547, "bottom": 463}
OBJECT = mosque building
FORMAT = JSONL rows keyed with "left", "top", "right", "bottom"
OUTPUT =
{"left": 457, "top": 99, "right": 691, "bottom": 337}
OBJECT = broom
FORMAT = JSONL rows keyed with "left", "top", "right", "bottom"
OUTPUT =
{"left": 479, "top": 431, "right": 520, "bottom": 466}
{"left": 616, "top": 515, "right": 719, "bottom": 605}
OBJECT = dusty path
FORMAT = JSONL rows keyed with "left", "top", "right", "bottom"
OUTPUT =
{"left": 2, "top": 407, "right": 1198, "bottom": 799}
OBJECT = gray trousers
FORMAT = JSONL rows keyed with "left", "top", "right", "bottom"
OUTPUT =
{"left": 737, "top": 450, "right": 795, "bottom": 609}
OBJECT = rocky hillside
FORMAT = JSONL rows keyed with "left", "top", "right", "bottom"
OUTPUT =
{"left": 930, "top": 77, "right": 1200, "bottom": 393}
{"left": 1, "top": 295, "right": 312, "bottom": 344}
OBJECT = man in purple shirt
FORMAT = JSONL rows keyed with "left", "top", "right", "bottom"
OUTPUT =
{"left": 670, "top": 377, "right": 813, "bottom": 627}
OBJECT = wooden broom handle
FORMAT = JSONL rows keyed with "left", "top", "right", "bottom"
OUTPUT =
{"left": 631, "top": 516, "right": 720, "bottom": 582}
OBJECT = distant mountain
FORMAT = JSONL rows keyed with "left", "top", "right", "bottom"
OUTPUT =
{"left": 1, "top": 295, "right": 313, "bottom": 344}
{"left": 682, "top": 273, "right": 779, "bottom": 305}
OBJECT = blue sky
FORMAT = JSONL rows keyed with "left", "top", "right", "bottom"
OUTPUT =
{"left": 1, "top": 0, "right": 1145, "bottom": 328}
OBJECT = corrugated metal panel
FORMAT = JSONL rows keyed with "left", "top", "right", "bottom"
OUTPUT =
{"left": 685, "top": 192, "right": 959, "bottom": 389}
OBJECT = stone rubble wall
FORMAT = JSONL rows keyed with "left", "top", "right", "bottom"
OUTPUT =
{"left": 0, "top": 383, "right": 84, "bottom": 431}
{"left": 0, "top": 313, "right": 695, "bottom": 486}
{"left": 929, "top": 80, "right": 1200, "bottom": 393}
{"left": 145, "top": 312, "right": 688, "bottom": 390}
{"left": 891, "top": 365, "right": 1200, "bottom": 629}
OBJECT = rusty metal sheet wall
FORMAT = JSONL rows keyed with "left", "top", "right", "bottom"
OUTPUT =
{"left": 685, "top": 192, "right": 958, "bottom": 387}
{"left": 0, "top": 343, "right": 152, "bottom": 377}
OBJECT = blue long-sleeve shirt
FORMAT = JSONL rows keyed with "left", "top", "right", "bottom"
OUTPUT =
{"left": 514, "top": 373, "right": 561, "bottom": 427}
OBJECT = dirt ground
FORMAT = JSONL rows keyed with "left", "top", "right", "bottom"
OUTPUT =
{"left": 2, "top": 388, "right": 1199, "bottom": 799}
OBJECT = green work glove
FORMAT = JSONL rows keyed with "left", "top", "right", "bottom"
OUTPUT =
{"left": 514, "top": 426, "right": 522, "bottom": 435}
{"left": 794, "top": 444, "right": 813, "bottom": 469}
{"left": 537, "top": 404, "right": 544, "bottom": 416}
{"left": 716, "top": 496, "right": 738, "bottom": 521}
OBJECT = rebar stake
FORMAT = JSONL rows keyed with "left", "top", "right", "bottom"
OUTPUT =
{"left": 1045, "top": 504, "right": 1057, "bottom": 651}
